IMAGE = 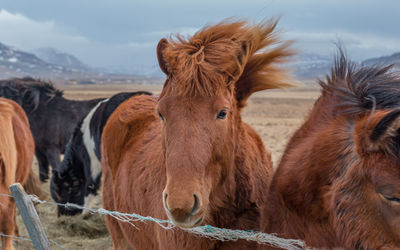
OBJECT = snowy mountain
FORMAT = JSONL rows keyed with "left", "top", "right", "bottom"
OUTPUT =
{"left": 287, "top": 53, "right": 333, "bottom": 79}
{"left": 33, "top": 47, "right": 90, "bottom": 71}
{"left": 0, "top": 41, "right": 164, "bottom": 84}
{"left": 362, "top": 52, "right": 400, "bottom": 69}
{"left": 0, "top": 42, "right": 98, "bottom": 80}
{"left": 0, "top": 42, "right": 52, "bottom": 73}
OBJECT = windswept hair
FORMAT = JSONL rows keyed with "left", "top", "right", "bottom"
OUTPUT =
{"left": 0, "top": 77, "right": 63, "bottom": 112}
{"left": 160, "top": 19, "right": 295, "bottom": 99}
{"left": 320, "top": 49, "right": 400, "bottom": 116}
{"left": 13, "top": 77, "right": 63, "bottom": 97}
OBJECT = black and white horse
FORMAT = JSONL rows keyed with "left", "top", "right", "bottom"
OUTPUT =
{"left": 50, "top": 91, "right": 151, "bottom": 216}
{"left": 0, "top": 77, "right": 104, "bottom": 181}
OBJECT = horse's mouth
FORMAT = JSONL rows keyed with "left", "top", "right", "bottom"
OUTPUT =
{"left": 171, "top": 215, "right": 204, "bottom": 229}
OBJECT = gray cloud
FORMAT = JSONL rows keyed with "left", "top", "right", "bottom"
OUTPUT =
{"left": 0, "top": 0, "right": 399, "bottom": 73}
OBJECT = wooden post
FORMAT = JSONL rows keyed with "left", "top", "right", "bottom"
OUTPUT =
{"left": 9, "top": 183, "right": 50, "bottom": 250}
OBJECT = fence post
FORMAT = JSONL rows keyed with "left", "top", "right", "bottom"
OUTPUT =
{"left": 9, "top": 183, "right": 50, "bottom": 250}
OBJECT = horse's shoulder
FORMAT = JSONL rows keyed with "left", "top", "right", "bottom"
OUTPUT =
{"left": 102, "top": 95, "right": 158, "bottom": 178}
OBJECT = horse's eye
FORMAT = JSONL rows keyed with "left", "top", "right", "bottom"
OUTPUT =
{"left": 216, "top": 109, "right": 228, "bottom": 119}
{"left": 157, "top": 110, "right": 164, "bottom": 121}
{"left": 385, "top": 196, "right": 400, "bottom": 203}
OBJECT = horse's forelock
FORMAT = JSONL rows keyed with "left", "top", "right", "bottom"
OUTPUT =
{"left": 161, "top": 21, "right": 259, "bottom": 97}
{"left": 160, "top": 19, "right": 295, "bottom": 101}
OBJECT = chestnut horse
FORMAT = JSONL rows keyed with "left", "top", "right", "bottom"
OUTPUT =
{"left": 102, "top": 20, "right": 294, "bottom": 249}
{"left": 0, "top": 98, "right": 36, "bottom": 250}
{"left": 260, "top": 51, "right": 400, "bottom": 249}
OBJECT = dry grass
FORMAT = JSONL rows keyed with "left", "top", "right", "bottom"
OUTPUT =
{"left": 12, "top": 83, "right": 320, "bottom": 249}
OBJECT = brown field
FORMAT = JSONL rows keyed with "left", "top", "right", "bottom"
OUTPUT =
{"left": 13, "top": 83, "right": 321, "bottom": 249}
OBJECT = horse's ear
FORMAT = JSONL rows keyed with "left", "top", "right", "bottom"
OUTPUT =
{"left": 157, "top": 38, "right": 170, "bottom": 75}
{"left": 356, "top": 109, "right": 400, "bottom": 153}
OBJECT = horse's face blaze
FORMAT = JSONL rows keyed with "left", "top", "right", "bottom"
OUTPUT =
{"left": 158, "top": 94, "right": 233, "bottom": 227}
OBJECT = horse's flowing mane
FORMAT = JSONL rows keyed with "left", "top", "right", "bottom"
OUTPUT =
{"left": 15, "top": 77, "right": 64, "bottom": 97}
{"left": 320, "top": 49, "right": 400, "bottom": 116}
{"left": 0, "top": 77, "right": 63, "bottom": 112}
{"left": 161, "top": 19, "right": 295, "bottom": 98}
{"left": 0, "top": 77, "right": 63, "bottom": 97}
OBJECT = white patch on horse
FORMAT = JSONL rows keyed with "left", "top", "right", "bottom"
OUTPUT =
{"left": 83, "top": 194, "right": 97, "bottom": 214}
{"left": 81, "top": 98, "right": 109, "bottom": 183}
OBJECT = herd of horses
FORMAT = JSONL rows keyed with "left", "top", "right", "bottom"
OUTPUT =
{"left": 0, "top": 19, "right": 400, "bottom": 249}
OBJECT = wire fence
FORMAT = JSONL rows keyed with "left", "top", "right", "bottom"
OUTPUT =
{"left": 1, "top": 192, "right": 307, "bottom": 250}
{"left": 0, "top": 232, "right": 67, "bottom": 250}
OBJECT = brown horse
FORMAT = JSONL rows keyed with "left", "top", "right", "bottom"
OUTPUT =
{"left": 0, "top": 98, "right": 37, "bottom": 250}
{"left": 260, "top": 51, "right": 400, "bottom": 249}
{"left": 101, "top": 19, "right": 294, "bottom": 249}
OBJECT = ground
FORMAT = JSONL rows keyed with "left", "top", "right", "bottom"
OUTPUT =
{"left": 13, "top": 82, "right": 320, "bottom": 249}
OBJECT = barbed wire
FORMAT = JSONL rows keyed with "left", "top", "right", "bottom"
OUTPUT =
{"left": 1, "top": 192, "right": 307, "bottom": 249}
{"left": 0, "top": 232, "right": 67, "bottom": 249}
{"left": 0, "top": 193, "right": 13, "bottom": 197}
{"left": 0, "top": 193, "right": 67, "bottom": 249}
{"left": 27, "top": 194, "right": 307, "bottom": 250}
{"left": 0, "top": 232, "right": 32, "bottom": 242}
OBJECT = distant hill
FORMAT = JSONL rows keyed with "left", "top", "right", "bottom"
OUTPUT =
{"left": 33, "top": 47, "right": 90, "bottom": 71}
{"left": 0, "top": 42, "right": 52, "bottom": 74}
{"left": 0, "top": 41, "right": 164, "bottom": 84}
{"left": 362, "top": 52, "right": 400, "bottom": 69}
{"left": 0, "top": 42, "right": 86, "bottom": 78}
{"left": 289, "top": 52, "right": 400, "bottom": 81}
{"left": 287, "top": 53, "right": 333, "bottom": 79}
{"left": 2, "top": 39, "right": 398, "bottom": 83}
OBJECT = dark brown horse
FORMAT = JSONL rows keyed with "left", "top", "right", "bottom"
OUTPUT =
{"left": 0, "top": 98, "right": 38, "bottom": 249}
{"left": 260, "top": 51, "right": 400, "bottom": 249}
{"left": 101, "top": 19, "right": 295, "bottom": 249}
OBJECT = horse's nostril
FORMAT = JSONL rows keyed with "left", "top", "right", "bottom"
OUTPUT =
{"left": 164, "top": 193, "right": 169, "bottom": 211}
{"left": 191, "top": 194, "right": 199, "bottom": 215}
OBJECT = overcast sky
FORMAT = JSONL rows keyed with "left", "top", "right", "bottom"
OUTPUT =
{"left": 1, "top": 0, "right": 399, "bottom": 74}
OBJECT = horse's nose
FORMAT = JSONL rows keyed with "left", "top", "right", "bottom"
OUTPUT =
{"left": 164, "top": 193, "right": 200, "bottom": 223}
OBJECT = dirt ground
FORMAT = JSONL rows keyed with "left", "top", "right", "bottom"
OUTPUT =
{"left": 13, "top": 83, "right": 320, "bottom": 249}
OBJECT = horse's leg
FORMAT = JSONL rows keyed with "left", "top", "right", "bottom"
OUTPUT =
{"left": 2, "top": 202, "right": 15, "bottom": 250}
{"left": 13, "top": 215, "right": 18, "bottom": 237}
{"left": 46, "top": 147, "right": 60, "bottom": 175}
{"left": 2, "top": 235, "right": 13, "bottom": 250}
{"left": 105, "top": 216, "right": 132, "bottom": 250}
{"left": 36, "top": 149, "right": 49, "bottom": 182}
{"left": 1, "top": 236, "right": 4, "bottom": 250}
{"left": 103, "top": 170, "right": 131, "bottom": 249}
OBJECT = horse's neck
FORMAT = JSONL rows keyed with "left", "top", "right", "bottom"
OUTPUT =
{"left": 210, "top": 122, "right": 269, "bottom": 229}
{"left": 273, "top": 114, "right": 356, "bottom": 225}
{"left": 281, "top": 95, "right": 338, "bottom": 162}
